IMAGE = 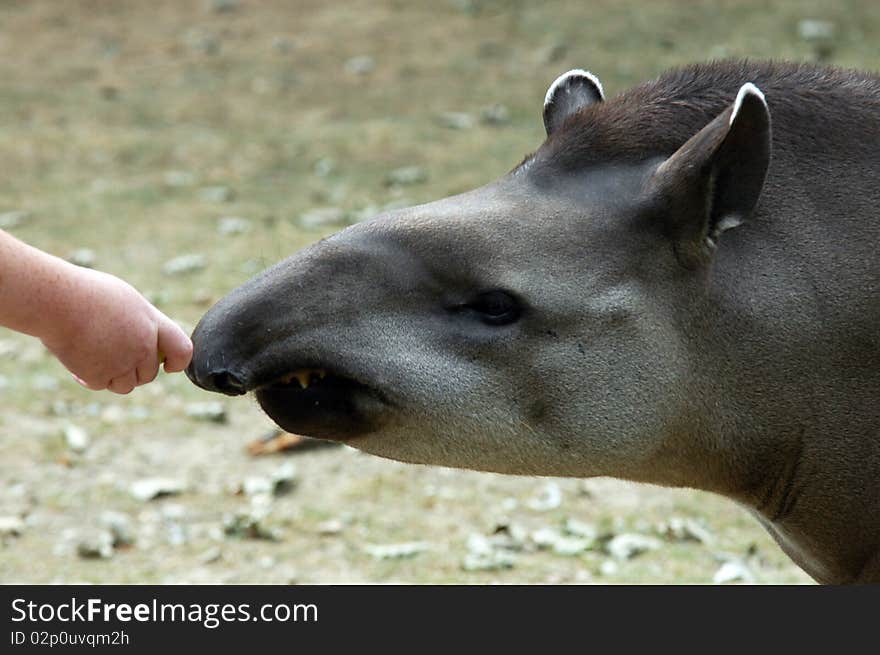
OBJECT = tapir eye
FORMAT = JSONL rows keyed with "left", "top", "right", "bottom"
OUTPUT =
{"left": 463, "top": 290, "right": 522, "bottom": 326}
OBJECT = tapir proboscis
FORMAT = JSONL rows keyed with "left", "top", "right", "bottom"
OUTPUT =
{"left": 187, "top": 60, "right": 880, "bottom": 584}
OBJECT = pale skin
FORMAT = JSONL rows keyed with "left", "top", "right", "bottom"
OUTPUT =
{"left": 0, "top": 230, "right": 193, "bottom": 394}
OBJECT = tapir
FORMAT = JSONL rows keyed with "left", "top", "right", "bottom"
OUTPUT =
{"left": 187, "top": 60, "right": 880, "bottom": 584}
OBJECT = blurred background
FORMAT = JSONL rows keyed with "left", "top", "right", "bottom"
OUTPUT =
{"left": 1, "top": 0, "right": 876, "bottom": 583}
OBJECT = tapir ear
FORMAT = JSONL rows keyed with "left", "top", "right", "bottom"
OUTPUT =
{"left": 649, "top": 82, "right": 771, "bottom": 268}
{"left": 543, "top": 69, "right": 605, "bottom": 136}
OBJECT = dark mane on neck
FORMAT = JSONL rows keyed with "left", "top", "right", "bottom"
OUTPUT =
{"left": 530, "top": 59, "right": 880, "bottom": 172}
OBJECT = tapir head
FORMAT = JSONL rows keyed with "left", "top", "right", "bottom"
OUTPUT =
{"left": 188, "top": 68, "right": 771, "bottom": 481}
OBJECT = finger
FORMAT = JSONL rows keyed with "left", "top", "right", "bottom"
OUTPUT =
{"left": 157, "top": 316, "right": 194, "bottom": 373}
{"left": 135, "top": 354, "right": 160, "bottom": 386}
{"left": 108, "top": 370, "right": 138, "bottom": 395}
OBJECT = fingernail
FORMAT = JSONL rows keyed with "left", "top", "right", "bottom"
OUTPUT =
{"left": 73, "top": 375, "right": 88, "bottom": 387}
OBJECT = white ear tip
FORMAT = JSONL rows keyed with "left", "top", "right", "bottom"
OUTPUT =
{"left": 544, "top": 68, "right": 606, "bottom": 108}
{"left": 731, "top": 82, "right": 767, "bottom": 124}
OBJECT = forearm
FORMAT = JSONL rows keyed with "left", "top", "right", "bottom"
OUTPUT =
{"left": 0, "top": 229, "right": 79, "bottom": 341}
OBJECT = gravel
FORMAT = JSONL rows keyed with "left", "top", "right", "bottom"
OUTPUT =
{"left": 162, "top": 254, "right": 207, "bottom": 276}
{"left": 130, "top": 478, "right": 186, "bottom": 502}
{"left": 606, "top": 533, "right": 663, "bottom": 561}
{"left": 364, "top": 542, "right": 429, "bottom": 560}
{"left": 63, "top": 424, "right": 90, "bottom": 453}
{"left": 0, "top": 210, "right": 32, "bottom": 228}
{"left": 713, "top": 560, "right": 755, "bottom": 584}
{"left": 0, "top": 516, "right": 25, "bottom": 537}
{"left": 217, "top": 216, "right": 252, "bottom": 236}
{"left": 76, "top": 530, "right": 115, "bottom": 559}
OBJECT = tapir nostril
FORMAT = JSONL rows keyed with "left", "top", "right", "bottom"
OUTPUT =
{"left": 207, "top": 370, "right": 248, "bottom": 396}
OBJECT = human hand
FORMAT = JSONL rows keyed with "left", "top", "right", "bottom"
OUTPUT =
{"left": 40, "top": 267, "right": 193, "bottom": 394}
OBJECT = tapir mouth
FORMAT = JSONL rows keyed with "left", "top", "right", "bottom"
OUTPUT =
{"left": 252, "top": 365, "right": 389, "bottom": 441}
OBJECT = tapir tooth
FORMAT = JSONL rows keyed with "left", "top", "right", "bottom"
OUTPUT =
{"left": 294, "top": 370, "right": 311, "bottom": 389}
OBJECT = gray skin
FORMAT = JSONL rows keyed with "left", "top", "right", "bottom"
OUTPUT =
{"left": 187, "top": 61, "right": 880, "bottom": 584}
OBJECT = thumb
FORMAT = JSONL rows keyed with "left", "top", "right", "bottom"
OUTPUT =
{"left": 157, "top": 316, "right": 194, "bottom": 373}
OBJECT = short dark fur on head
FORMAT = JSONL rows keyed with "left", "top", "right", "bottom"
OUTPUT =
{"left": 530, "top": 60, "right": 880, "bottom": 171}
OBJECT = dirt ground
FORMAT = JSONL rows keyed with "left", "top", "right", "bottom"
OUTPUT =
{"left": 3, "top": 0, "right": 877, "bottom": 584}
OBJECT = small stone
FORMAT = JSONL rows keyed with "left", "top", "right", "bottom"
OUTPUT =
{"left": 223, "top": 511, "right": 282, "bottom": 541}
{"left": 797, "top": 20, "right": 837, "bottom": 60}
{"left": 199, "top": 547, "right": 223, "bottom": 564}
{"left": 530, "top": 527, "right": 563, "bottom": 549}
{"left": 437, "top": 112, "right": 476, "bottom": 130}
{"left": 130, "top": 478, "right": 185, "bottom": 502}
{"left": 316, "top": 519, "right": 344, "bottom": 535}
{"left": 98, "top": 511, "right": 134, "bottom": 547}
{"left": 162, "top": 254, "right": 207, "bottom": 276}
{"left": 606, "top": 533, "right": 663, "bottom": 561}
{"left": 198, "top": 185, "right": 235, "bottom": 202}
{"left": 0, "top": 516, "right": 25, "bottom": 537}
{"left": 0, "top": 210, "right": 31, "bottom": 228}
{"left": 599, "top": 560, "right": 619, "bottom": 576}
{"left": 67, "top": 248, "right": 96, "bottom": 268}
{"left": 185, "top": 401, "right": 227, "bottom": 424}
{"left": 480, "top": 104, "right": 510, "bottom": 125}
{"left": 797, "top": 19, "right": 835, "bottom": 42}
{"left": 217, "top": 216, "right": 252, "bottom": 235}
{"left": 386, "top": 166, "right": 428, "bottom": 187}
{"left": 713, "top": 560, "right": 755, "bottom": 584}
{"left": 100, "top": 405, "right": 126, "bottom": 424}
{"left": 344, "top": 55, "right": 375, "bottom": 76}
{"left": 298, "top": 207, "right": 347, "bottom": 229}
{"left": 551, "top": 536, "right": 594, "bottom": 556}
{"left": 526, "top": 482, "right": 562, "bottom": 511}
{"left": 487, "top": 523, "right": 528, "bottom": 552}
{"left": 466, "top": 533, "right": 493, "bottom": 556}
{"left": 364, "top": 542, "right": 429, "bottom": 560}
{"left": 270, "top": 462, "right": 297, "bottom": 496}
{"left": 657, "top": 517, "right": 714, "bottom": 545}
{"left": 163, "top": 170, "right": 196, "bottom": 187}
{"left": 563, "top": 518, "right": 597, "bottom": 542}
{"left": 313, "top": 157, "right": 336, "bottom": 177}
{"left": 76, "top": 530, "right": 114, "bottom": 559}
{"left": 241, "top": 477, "right": 271, "bottom": 497}
{"left": 63, "top": 424, "right": 90, "bottom": 453}
{"left": 462, "top": 550, "right": 515, "bottom": 572}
